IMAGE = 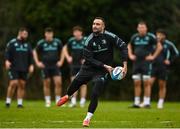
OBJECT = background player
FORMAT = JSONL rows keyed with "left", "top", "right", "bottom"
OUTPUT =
{"left": 57, "top": 17, "right": 128, "bottom": 127}
{"left": 5, "top": 27, "right": 34, "bottom": 108}
{"left": 151, "top": 29, "right": 179, "bottom": 109}
{"left": 63, "top": 26, "right": 87, "bottom": 107}
{"left": 33, "top": 27, "right": 64, "bottom": 107}
{"left": 128, "top": 21, "right": 162, "bottom": 108}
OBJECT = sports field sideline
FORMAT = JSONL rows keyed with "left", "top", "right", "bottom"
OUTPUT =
{"left": 0, "top": 101, "right": 180, "bottom": 128}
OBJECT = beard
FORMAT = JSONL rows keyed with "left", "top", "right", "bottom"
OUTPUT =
{"left": 93, "top": 31, "right": 101, "bottom": 35}
{"left": 93, "top": 28, "right": 101, "bottom": 35}
{"left": 20, "top": 37, "right": 27, "bottom": 42}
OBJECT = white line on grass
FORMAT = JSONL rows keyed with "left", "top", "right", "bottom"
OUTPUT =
{"left": 0, "top": 128, "right": 180, "bottom": 129}
{"left": 0, "top": 120, "right": 175, "bottom": 124}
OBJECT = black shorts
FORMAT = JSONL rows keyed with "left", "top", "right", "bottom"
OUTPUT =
{"left": 67, "top": 66, "right": 109, "bottom": 98}
{"left": 71, "top": 66, "right": 81, "bottom": 76}
{"left": 132, "top": 60, "right": 152, "bottom": 76}
{"left": 41, "top": 67, "right": 61, "bottom": 79}
{"left": 75, "top": 66, "right": 109, "bottom": 84}
{"left": 8, "top": 70, "right": 28, "bottom": 81}
{"left": 151, "top": 63, "right": 168, "bottom": 80}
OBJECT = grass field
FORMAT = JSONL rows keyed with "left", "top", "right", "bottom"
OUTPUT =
{"left": 0, "top": 100, "right": 180, "bottom": 128}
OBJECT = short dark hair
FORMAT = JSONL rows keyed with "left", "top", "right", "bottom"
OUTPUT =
{"left": 72, "top": 26, "right": 83, "bottom": 32}
{"left": 156, "top": 28, "right": 167, "bottom": 36}
{"left": 138, "top": 21, "right": 147, "bottom": 26}
{"left": 19, "top": 27, "right": 28, "bottom": 32}
{"left": 94, "top": 17, "right": 105, "bottom": 25}
{"left": 45, "top": 27, "right": 54, "bottom": 33}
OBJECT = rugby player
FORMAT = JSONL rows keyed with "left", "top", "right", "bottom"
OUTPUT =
{"left": 151, "top": 29, "right": 179, "bottom": 109}
{"left": 63, "top": 26, "right": 87, "bottom": 107}
{"left": 5, "top": 27, "right": 34, "bottom": 108}
{"left": 57, "top": 17, "right": 128, "bottom": 127}
{"left": 33, "top": 27, "right": 64, "bottom": 107}
{"left": 128, "top": 21, "right": 162, "bottom": 108}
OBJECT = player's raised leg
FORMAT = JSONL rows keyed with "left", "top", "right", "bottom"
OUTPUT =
{"left": 56, "top": 80, "right": 83, "bottom": 107}
{"left": 57, "top": 73, "right": 90, "bottom": 107}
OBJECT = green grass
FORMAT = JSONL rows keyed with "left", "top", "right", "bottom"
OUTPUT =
{"left": 0, "top": 100, "right": 180, "bottom": 128}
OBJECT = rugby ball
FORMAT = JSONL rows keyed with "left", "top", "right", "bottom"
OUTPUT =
{"left": 111, "top": 66, "right": 124, "bottom": 80}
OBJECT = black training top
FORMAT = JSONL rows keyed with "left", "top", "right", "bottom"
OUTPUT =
{"left": 35, "top": 38, "right": 63, "bottom": 69}
{"left": 83, "top": 30, "right": 128, "bottom": 70}
{"left": 5, "top": 38, "right": 33, "bottom": 72}
{"left": 155, "top": 39, "right": 179, "bottom": 65}
{"left": 67, "top": 36, "right": 87, "bottom": 67}
{"left": 129, "top": 32, "right": 156, "bottom": 60}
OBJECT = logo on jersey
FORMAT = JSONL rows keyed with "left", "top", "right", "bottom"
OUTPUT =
{"left": 24, "top": 44, "right": 28, "bottom": 48}
{"left": 93, "top": 42, "right": 96, "bottom": 46}
{"left": 72, "top": 41, "right": 76, "bottom": 45}
{"left": 43, "top": 43, "right": 48, "bottom": 47}
{"left": 98, "top": 45, "right": 101, "bottom": 50}
{"left": 102, "top": 39, "right": 106, "bottom": 44}
{"left": 15, "top": 43, "right": 18, "bottom": 47}
{"left": 20, "top": 45, "right": 23, "bottom": 49}
{"left": 134, "top": 36, "right": 149, "bottom": 45}
{"left": 145, "top": 36, "right": 149, "bottom": 40}
{"left": 53, "top": 42, "right": 58, "bottom": 46}
{"left": 82, "top": 41, "right": 85, "bottom": 45}
{"left": 135, "top": 37, "right": 140, "bottom": 41}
